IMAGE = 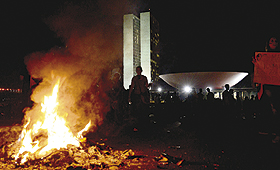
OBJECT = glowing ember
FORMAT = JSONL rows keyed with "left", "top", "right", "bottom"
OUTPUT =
{"left": 12, "top": 80, "right": 91, "bottom": 164}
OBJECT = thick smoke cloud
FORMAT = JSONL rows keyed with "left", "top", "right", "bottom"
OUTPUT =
{"left": 23, "top": 0, "right": 142, "bottom": 133}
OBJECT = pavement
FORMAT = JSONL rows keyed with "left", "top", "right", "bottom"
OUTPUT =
{"left": 1, "top": 107, "right": 280, "bottom": 169}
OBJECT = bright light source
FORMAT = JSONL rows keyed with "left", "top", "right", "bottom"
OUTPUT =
{"left": 184, "top": 86, "right": 191, "bottom": 93}
{"left": 157, "top": 87, "right": 162, "bottom": 92}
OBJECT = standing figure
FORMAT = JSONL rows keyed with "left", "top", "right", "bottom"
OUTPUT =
{"left": 221, "top": 84, "right": 232, "bottom": 126}
{"left": 128, "top": 66, "right": 150, "bottom": 130}
{"left": 222, "top": 84, "right": 231, "bottom": 106}
{"left": 107, "top": 68, "right": 125, "bottom": 125}
{"left": 206, "top": 87, "right": 214, "bottom": 102}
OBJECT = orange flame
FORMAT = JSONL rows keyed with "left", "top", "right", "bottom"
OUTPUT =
{"left": 13, "top": 80, "right": 91, "bottom": 164}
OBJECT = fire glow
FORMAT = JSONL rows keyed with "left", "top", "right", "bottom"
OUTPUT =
{"left": 12, "top": 80, "right": 91, "bottom": 164}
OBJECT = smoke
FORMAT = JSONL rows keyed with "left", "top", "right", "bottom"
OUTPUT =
{"left": 23, "top": 0, "right": 142, "bottom": 133}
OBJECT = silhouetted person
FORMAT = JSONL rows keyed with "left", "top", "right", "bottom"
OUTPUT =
{"left": 222, "top": 84, "right": 231, "bottom": 106}
{"left": 221, "top": 84, "right": 233, "bottom": 128}
{"left": 128, "top": 66, "right": 151, "bottom": 131}
{"left": 128, "top": 66, "right": 150, "bottom": 105}
{"left": 107, "top": 68, "right": 125, "bottom": 125}
{"left": 206, "top": 88, "right": 214, "bottom": 102}
{"left": 259, "top": 85, "right": 280, "bottom": 143}
{"left": 204, "top": 87, "right": 215, "bottom": 120}
{"left": 250, "top": 95, "right": 255, "bottom": 101}
{"left": 197, "top": 88, "right": 204, "bottom": 102}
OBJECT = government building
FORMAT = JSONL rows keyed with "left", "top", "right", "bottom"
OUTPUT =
{"left": 123, "top": 12, "right": 160, "bottom": 89}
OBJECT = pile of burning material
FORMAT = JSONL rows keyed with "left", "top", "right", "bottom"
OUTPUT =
{"left": 1, "top": 133, "right": 135, "bottom": 169}
{"left": 0, "top": 79, "right": 137, "bottom": 169}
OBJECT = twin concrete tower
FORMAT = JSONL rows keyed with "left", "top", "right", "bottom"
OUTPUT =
{"left": 123, "top": 12, "right": 160, "bottom": 89}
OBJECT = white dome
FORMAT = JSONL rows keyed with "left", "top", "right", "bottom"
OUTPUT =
{"left": 159, "top": 72, "right": 248, "bottom": 90}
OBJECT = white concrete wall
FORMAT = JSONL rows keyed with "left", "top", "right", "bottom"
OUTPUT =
{"left": 140, "top": 12, "right": 151, "bottom": 83}
{"left": 123, "top": 14, "right": 135, "bottom": 89}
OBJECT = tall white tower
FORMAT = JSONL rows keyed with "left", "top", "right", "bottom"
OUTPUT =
{"left": 123, "top": 12, "right": 160, "bottom": 90}
{"left": 140, "top": 12, "right": 151, "bottom": 83}
{"left": 123, "top": 14, "right": 140, "bottom": 89}
{"left": 141, "top": 12, "right": 160, "bottom": 85}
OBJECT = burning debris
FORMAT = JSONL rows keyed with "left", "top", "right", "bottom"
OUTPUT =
{"left": 0, "top": 77, "right": 143, "bottom": 169}
{"left": 0, "top": 80, "right": 134, "bottom": 169}
{"left": 1, "top": 127, "right": 135, "bottom": 169}
{"left": 7, "top": 80, "right": 92, "bottom": 164}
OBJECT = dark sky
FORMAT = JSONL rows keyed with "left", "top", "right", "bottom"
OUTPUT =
{"left": 1, "top": 1, "right": 64, "bottom": 75}
{"left": 1, "top": 0, "right": 280, "bottom": 76}
{"left": 149, "top": 1, "right": 280, "bottom": 73}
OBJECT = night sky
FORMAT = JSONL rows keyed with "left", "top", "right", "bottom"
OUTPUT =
{"left": 1, "top": 0, "right": 280, "bottom": 77}
{"left": 1, "top": 1, "right": 64, "bottom": 76}
{"left": 149, "top": 1, "right": 280, "bottom": 74}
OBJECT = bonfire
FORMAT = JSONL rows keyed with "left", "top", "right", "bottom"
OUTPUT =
{"left": 0, "top": 79, "right": 135, "bottom": 169}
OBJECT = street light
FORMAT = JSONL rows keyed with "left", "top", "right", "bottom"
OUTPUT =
{"left": 184, "top": 86, "right": 191, "bottom": 93}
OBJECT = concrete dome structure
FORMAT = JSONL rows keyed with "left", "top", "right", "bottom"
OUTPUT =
{"left": 159, "top": 72, "right": 248, "bottom": 90}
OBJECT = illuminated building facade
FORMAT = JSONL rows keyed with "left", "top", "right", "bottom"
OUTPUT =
{"left": 123, "top": 14, "right": 140, "bottom": 89}
{"left": 140, "top": 12, "right": 160, "bottom": 86}
{"left": 123, "top": 12, "right": 160, "bottom": 89}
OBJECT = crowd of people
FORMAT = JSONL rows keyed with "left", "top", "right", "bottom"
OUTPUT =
{"left": 106, "top": 66, "right": 280, "bottom": 143}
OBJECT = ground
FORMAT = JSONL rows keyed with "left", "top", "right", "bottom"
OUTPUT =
{"left": 1, "top": 104, "right": 280, "bottom": 169}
